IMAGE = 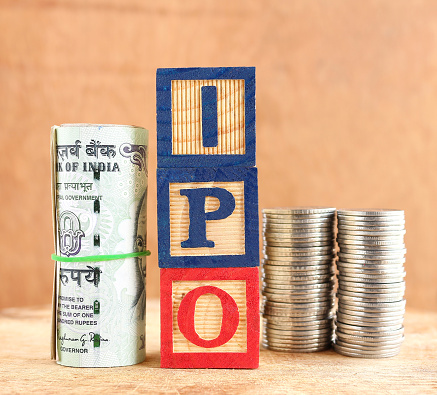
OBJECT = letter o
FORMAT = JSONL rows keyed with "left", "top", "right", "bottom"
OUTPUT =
{"left": 177, "top": 286, "right": 239, "bottom": 348}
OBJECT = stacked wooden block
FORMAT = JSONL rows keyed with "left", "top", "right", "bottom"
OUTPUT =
{"left": 156, "top": 67, "right": 260, "bottom": 369}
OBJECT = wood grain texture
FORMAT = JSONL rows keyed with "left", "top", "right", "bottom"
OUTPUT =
{"left": 1, "top": 0, "right": 437, "bottom": 310}
{"left": 169, "top": 181, "right": 245, "bottom": 256}
{"left": 0, "top": 301, "right": 436, "bottom": 393}
{"left": 171, "top": 79, "right": 245, "bottom": 155}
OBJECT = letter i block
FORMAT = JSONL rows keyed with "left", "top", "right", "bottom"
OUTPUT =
{"left": 160, "top": 267, "right": 259, "bottom": 369}
{"left": 156, "top": 67, "right": 256, "bottom": 168}
{"left": 157, "top": 167, "right": 259, "bottom": 268}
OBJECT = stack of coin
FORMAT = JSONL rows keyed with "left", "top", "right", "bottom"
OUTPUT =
{"left": 334, "top": 209, "right": 406, "bottom": 358}
{"left": 261, "top": 207, "right": 337, "bottom": 352}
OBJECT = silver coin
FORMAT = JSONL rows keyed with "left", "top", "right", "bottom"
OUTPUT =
{"left": 262, "top": 280, "right": 334, "bottom": 289}
{"left": 263, "top": 300, "right": 335, "bottom": 310}
{"left": 337, "top": 290, "right": 404, "bottom": 302}
{"left": 264, "top": 238, "right": 335, "bottom": 247}
{"left": 334, "top": 339, "right": 403, "bottom": 352}
{"left": 335, "top": 319, "right": 404, "bottom": 331}
{"left": 263, "top": 316, "right": 334, "bottom": 329}
{"left": 261, "top": 300, "right": 334, "bottom": 314}
{"left": 262, "top": 217, "right": 335, "bottom": 225}
{"left": 262, "top": 293, "right": 335, "bottom": 304}
{"left": 335, "top": 334, "right": 404, "bottom": 347}
{"left": 263, "top": 306, "right": 334, "bottom": 317}
{"left": 337, "top": 232, "right": 405, "bottom": 240}
{"left": 337, "top": 237, "right": 405, "bottom": 247}
{"left": 263, "top": 339, "right": 333, "bottom": 348}
{"left": 333, "top": 343, "right": 400, "bottom": 358}
{"left": 338, "top": 248, "right": 407, "bottom": 259}
{"left": 263, "top": 328, "right": 333, "bottom": 338}
{"left": 264, "top": 240, "right": 335, "bottom": 248}
{"left": 264, "top": 278, "right": 336, "bottom": 287}
{"left": 337, "top": 262, "right": 405, "bottom": 271}
{"left": 263, "top": 294, "right": 335, "bottom": 304}
{"left": 264, "top": 281, "right": 334, "bottom": 290}
{"left": 337, "top": 274, "right": 406, "bottom": 284}
{"left": 336, "top": 313, "right": 403, "bottom": 326}
{"left": 263, "top": 272, "right": 334, "bottom": 281}
{"left": 264, "top": 226, "right": 335, "bottom": 234}
{"left": 339, "top": 219, "right": 406, "bottom": 228}
{"left": 336, "top": 265, "right": 405, "bottom": 275}
{"left": 262, "top": 336, "right": 332, "bottom": 346}
{"left": 263, "top": 326, "right": 333, "bottom": 336}
{"left": 337, "top": 272, "right": 405, "bottom": 282}
{"left": 265, "top": 246, "right": 335, "bottom": 256}
{"left": 337, "top": 254, "right": 405, "bottom": 265}
{"left": 264, "top": 324, "right": 334, "bottom": 333}
{"left": 263, "top": 334, "right": 333, "bottom": 343}
{"left": 338, "top": 306, "right": 405, "bottom": 319}
{"left": 263, "top": 223, "right": 335, "bottom": 232}
{"left": 263, "top": 259, "right": 335, "bottom": 268}
{"left": 262, "top": 317, "right": 334, "bottom": 329}
{"left": 338, "top": 224, "right": 405, "bottom": 232}
{"left": 262, "top": 270, "right": 335, "bottom": 279}
{"left": 263, "top": 300, "right": 334, "bottom": 310}
{"left": 335, "top": 318, "right": 403, "bottom": 332}
{"left": 338, "top": 242, "right": 406, "bottom": 251}
{"left": 337, "top": 208, "right": 404, "bottom": 217}
{"left": 264, "top": 236, "right": 335, "bottom": 245}
{"left": 263, "top": 253, "right": 336, "bottom": 262}
{"left": 338, "top": 298, "right": 406, "bottom": 310}
{"left": 262, "top": 270, "right": 334, "bottom": 278}
{"left": 262, "top": 287, "right": 333, "bottom": 300}
{"left": 337, "top": 282, "right": 406, "bottom": 292}
{"left": 263, "top": 339, "right": 333, "bottom": 349}
{"left": 262, "top": 340, "right": 331, "bottom": 349}
{"left": 263, "top": 278, "right": 334, "bottom": 286}
{"left": 263, "top": 311, "right": 335, "bottom": 321}
{"left": 335, "top": 328, "right": 404, "bottom": 344}
{"left": 338, "top": 280, "right": 405, "bottom": 290}
{"left": 335, "top": 325, "right": 404, "bottom": 337}
{"left": 263, "top": 207, "right": 336, "bottom": 215}
{"left": 337, "top": 285, "right": 405, "bottom": 296}
{"left": 262, "top": 343, "right": 331, "bottom": 353}
{"left": 338, "top": 230, "right": 406, "bottom": 239}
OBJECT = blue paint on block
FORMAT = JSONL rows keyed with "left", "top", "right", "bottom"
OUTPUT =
{"left": 180, "top": 187, "right": 235, "bottom": 248}
{"left": 157, "top": 166, "right": 259, "bottom": 268}
{"left": 201, "top": 86, "right": 218, "bottom": 148}
{"left": 156, "top": 67, "right": 256, "bottom": 168}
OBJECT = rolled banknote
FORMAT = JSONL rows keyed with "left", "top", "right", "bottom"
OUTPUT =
{"left": 51, "top": 124, "right": 149, "bottom": 367}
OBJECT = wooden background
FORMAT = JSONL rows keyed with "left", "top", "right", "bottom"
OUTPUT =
{"left": 1, "top": 0, "right": 436, "bottom": 311}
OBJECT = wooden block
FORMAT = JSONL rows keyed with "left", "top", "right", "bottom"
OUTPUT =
{"left": 156, "top": 67, "right": 256, "bottom": 168}
{"left": 160, "top": 267, "right": 259, "bottom": 369}
{"left": 157, "top": 167, "right": 259, "bottom": 268}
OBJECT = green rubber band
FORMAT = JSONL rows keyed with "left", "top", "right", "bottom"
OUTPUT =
{"left": 51, "top": 250, "right": 151, "bottom": 262}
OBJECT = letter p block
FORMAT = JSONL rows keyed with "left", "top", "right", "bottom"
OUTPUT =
{"left": 157, "top": 167, "right": 259, "bottom": 268}
{"left": 160, "top": 267, "right": 259, "bottom": 368}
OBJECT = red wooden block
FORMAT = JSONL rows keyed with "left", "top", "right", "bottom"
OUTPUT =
{"left": 160, "top": 267, "right": 259, "bottom": 369}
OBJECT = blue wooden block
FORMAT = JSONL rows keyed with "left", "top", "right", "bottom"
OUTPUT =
{"left": 156, "top": 67, "right": 256, "bottom": 168}
{"left": 157, "top": 166, "right": 259, "bottom": 268}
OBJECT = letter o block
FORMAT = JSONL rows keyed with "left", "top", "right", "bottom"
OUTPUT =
{"left": 160, "top": 267, "right": 259, "bottom": 369}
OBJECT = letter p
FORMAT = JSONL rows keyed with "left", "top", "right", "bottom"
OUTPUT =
{"left": 180, "top": 188, "right": 236, "bottom": 248}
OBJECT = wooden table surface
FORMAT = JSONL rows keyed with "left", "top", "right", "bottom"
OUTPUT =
{"left": 0, "top": 300, "right": 436, "bottom": 394}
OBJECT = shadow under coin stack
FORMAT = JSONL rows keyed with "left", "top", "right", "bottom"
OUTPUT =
{"left": 334, "top": 209, "right": 406, "bottom": 358}
{"left": 261, "top": 207, "right": 337, "bottom": 352}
